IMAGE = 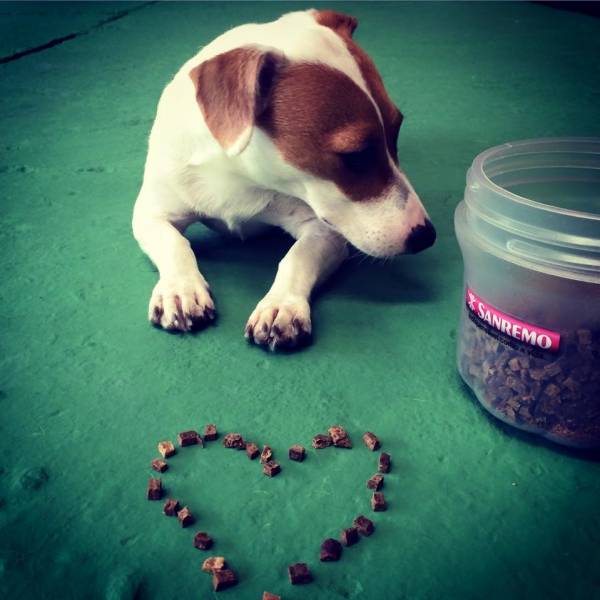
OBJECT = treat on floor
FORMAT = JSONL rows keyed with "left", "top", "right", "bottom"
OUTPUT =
{"left": 147, "top": 477, "right": 162, "bottom": 500}
{"left": 151, "top": 458, "right": 168, "bottom": 473}
{"left": 163, "top": 498, "right": 180, "bottom": 516}
{"left": 246, "top": 442, "right": 260, "bottom": 460}
{"left": 362, "top": 431, "right": 380, "bottom": 451}
{"left": 378, "top": 452, "right": 391, "bottom": 473}
{"left": 212, "top": 568, "right": 238, "bottom": 592}
{"left": 289, "top": 444, "right": 305, "bottom": 462}
{"left": 260, "top": 445, "right": 273, "bottom": 463}
{"left": 177, "top": 506, "right": 194, "bottom": 527}
{"left": 177, "top": 430, "right": 202, "bottom": 447}
{"left": 263, "top": 460, "right": 281, "bottom": 477}
{"left": 194, "top": 531, "right": 214, "bottom": 550}
{"left": 202, "top": 556, "right": 226, "bottom": 573}
{"left": 371, "top": 492, "right": 387, "bottom": 512}
{"left": 312, "top": 434, "right": 333, "bottom": 449}
{"left": 340, "top": 527, "right": 359, "bottom": 547}
{"left": 157, "top": 440, "right": 176, "bottom": 458}
{"left": 288, "top": 562, "right": 312, "bottom": 585}
{"left": 320, "top": 538, "right": 343, "bottom": 561}
{"left": 223, "top": 433, "right": 245, "bottom": 449}
{"left": 367, "top": 474, "right": 384, "bottom": 491}
{"left": 353, "top": 515, "right": 375, "bottom": 536}
{"left": 204, "top": 423, "right": 218, "bottom": 441}
{"left": 328, "top": 425, "right": 352, "bottom": 448}
{"left": 262, "top": 593, "right": 281, "bottom": 600}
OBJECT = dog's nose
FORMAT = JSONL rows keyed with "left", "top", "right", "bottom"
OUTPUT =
{"left": 404, "top": 219, "right": 436, "bottom": 254}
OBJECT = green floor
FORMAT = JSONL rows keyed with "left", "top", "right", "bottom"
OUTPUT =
{"left": 1, "top": 2, "right": 600, "bottom": 599}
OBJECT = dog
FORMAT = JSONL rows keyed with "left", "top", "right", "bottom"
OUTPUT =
{"left": 132, "top": 9, "right": 435, "bottom": 350}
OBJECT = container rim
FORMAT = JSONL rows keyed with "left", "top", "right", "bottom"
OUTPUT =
{"left": 470, "top": 137, "right": 600, "bottom": 222}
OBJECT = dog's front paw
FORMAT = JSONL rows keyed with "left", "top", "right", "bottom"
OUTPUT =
{"left": 148, "top": 276, "right": 215, "bottom": 332}
{"left": 245, "top": 295, "right": 311, "bottom": 351}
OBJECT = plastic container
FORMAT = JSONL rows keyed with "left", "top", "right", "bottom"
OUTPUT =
{"left": 455, "top": 138, "right": 600, "bottom": 448}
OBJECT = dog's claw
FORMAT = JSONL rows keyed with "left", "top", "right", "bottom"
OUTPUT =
{"left": 148, "top": 276, "right": 215, "bottom": 332}
{"left": 245, "top": 296, "right": 311, "bottom": 352}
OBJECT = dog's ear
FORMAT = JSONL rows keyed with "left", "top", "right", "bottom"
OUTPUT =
{"left": 313, "top": 10, "right": 358, "bottom": 38}
{"left": 189, "top": 47, "right": 285, "bottom": 156}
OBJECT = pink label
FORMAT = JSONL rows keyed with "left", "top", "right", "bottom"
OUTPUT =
{"left": 466, "top": 288, "right": 560, "bottom": 352}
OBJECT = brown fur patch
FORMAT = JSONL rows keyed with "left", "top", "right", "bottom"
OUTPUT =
{"left": 314, "top": 10, "right": 403, "bottom": 162}
{"left": 313, "top": 9, "right": 358, "bottom": 38}
{"left": 257, "top": 63, "right": 393, "bottom": 202}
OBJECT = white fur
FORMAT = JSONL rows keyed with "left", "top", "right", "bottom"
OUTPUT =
{"left": 132, "top": 9, "right": 428, "bottom": 348}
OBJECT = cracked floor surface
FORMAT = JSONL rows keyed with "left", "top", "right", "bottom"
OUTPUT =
{"left": 1, "top": 2, "right": 600, "bottom": 599}
{"left": 0, "top": 2, "right": 147, "bottom": 58}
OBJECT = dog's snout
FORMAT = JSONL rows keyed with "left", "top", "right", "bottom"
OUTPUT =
{"left": 404, "top": 218, "right": 436, "bottom": 254}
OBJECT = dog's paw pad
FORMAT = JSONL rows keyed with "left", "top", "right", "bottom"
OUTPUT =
{"left": 245, "top": 297, "right": 311, "bottom": 351}
{"left": 148, "top": 277, "right": 215, "bottom": 332}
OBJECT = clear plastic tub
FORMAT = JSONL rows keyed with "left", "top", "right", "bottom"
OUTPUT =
{"left": 455, "top": 138, "right": 600, "bottom": 448}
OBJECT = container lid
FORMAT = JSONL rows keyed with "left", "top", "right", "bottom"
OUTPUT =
{"left": 464, "top": 138, "right": 600, "bottom": 282}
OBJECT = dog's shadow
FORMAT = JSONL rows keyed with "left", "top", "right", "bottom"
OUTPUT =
{"left": 187, "top": 223, "right": 439, "bottom": 305}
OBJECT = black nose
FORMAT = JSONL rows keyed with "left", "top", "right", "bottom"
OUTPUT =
{"left": 404, "top": 219, "right": 436, "bottom": 254}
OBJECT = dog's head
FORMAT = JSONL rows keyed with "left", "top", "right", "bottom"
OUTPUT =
{"left": 189, "top": 10, "right": 435, "bottom": 257}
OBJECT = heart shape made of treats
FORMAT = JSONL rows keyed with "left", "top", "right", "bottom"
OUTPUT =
{"left": 146, "top": 426, "right": 392, "bottom": 597}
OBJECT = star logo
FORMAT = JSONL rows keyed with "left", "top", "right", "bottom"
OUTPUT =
{"left": 467, "top": 292, "right": 476, "bottom": 312}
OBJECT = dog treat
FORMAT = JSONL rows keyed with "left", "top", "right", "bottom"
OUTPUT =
{"left": 151, "top": 458, "right": 168, "bottom": 473}
{"left": 320, "top": 538, "right": 343, "bottom": 561}
{"left": 260, "top": 445, "right": 273, "bottom": 463}
{"left": 177, "top": 430, "right": 202, "bottom": 447}
{"left": 328, "top": 425, "right": 352, "bottom": 448}
{"left": 340, "top": 527, "right": 359, "bottom": 547}
{"left": 288, "top": 563, "right": 312, "bottom": 585}
{"left": 157, "top": 441, "right": 176, "bottom": 458}
{"left": 202, "top": 556, "right": 226, "bottom": 573}
{"left": 203, "top": 424, "right": 218, "bottom": 441}
{"left": 146, "top": 477, "right": 162, "bottom": 500}
{"left": 378, "top": 452, "right": 391, "bottom": 473}
{"left": 263, "top": 460, "right": 281, "bottom": 477}
{"left": 367, "top": 474, "right": 384, "bottom": 491}
{"left": 245, "top": 442, "right": 259, "bottom": 460}
{"left": 223, "top": 433, "right": 245, "bottom": 449}
{"left": 262, "top": 593, "right": 281, "bottom": 600}
{"left": 460, "top": 318, "right": 600, "bottom": 446}
{"left": 177, "top": 506, "right": 194, "bottom": 527}
{"left": 312, "top": 434, "right": 333, "bottom": 449}
{"left": 212, "top": 568, "right": 237, "bottom": 592}
{"left": 163, "top": 498, "right": 180, "bottom": 516}
{"left": 194, "top": 532, "right": 213, "bottom": 550}
{"left": 371, "top": 492, "right": 386, "bottom": 512}
{"left": 289, "top": 444, "right": 305, "bottom": 461}
{"left": 362, "top": 431, "right": 380, "bottom": 451}
{"left": 202, "top": 558, "right": 225, "bottom": 575}
{"left": 353, "top": 515, "right": 375, "bottom": 536}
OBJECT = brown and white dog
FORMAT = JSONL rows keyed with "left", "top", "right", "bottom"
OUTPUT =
{"left": 132, "top": 9, "right": 435, "bottom": 350}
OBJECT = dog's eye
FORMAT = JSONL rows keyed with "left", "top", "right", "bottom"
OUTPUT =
{"left": 339, "top": 146, "right": 374, "bottom": 173}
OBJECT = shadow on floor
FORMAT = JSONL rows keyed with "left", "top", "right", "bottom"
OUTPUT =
{"left": 188, "top": 224, "right": 440, "bottom": 306}
{"left": 534, "top": 1, "right": 600, "bottom": 18}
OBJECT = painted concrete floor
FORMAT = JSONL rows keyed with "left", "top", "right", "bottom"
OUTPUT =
{"left": 1, "top": 2, "right": 599, "bottom": 599}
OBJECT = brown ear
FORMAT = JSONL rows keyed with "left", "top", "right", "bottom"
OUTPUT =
{"left": 313, "top": 10, "right": 358, "bottom": 38}
{"left": 189, "top": 47, "right": 284, "bottom": 156}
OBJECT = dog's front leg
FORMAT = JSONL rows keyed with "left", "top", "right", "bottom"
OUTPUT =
{"left": 245, "top": 220, "right": 348, "bottom": 350}
{"left": 132, "top": 183, "right": 215, "bottom": 331}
